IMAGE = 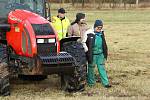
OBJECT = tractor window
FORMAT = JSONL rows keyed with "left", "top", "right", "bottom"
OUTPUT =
{"left": 22, "top": 30, "right": 27, "bottom": 53}
{"left": 32, "top": 23, "right": 55, "bottom": 35}
{"left": 19, "top": 0, "right": 44, "bottom": 16}
{"left": 24, "top": 27, "right": 32, "bottom": 55}
{"left": 0, "top": 0, "right": 12, "bottom": 18}
{"left": 1, "top": 0, "right": 45, "bottom": 17}
{"left": 22, "top": 27, "right": 32, "bottom": 55}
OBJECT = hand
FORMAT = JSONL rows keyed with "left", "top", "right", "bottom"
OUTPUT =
{"left": 77, "top": 38, "right": 81, "bottom": 42}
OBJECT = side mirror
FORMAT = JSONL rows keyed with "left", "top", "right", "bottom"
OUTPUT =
{"left": 0, "top": 24, "right": 11, "bottom": 32}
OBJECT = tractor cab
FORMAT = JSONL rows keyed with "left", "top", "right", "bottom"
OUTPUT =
{"left": 0, "top": 0, "right": 50, "bottom": 19}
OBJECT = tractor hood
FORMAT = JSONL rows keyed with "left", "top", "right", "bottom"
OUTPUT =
{"left": 6, "top": 9, "right": 56, "bottom": 57}
{"left": 8, "top": 9, "right": 48, "bottom": 24}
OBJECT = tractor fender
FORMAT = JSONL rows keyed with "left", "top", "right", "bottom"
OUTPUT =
{"left": 60, "top": 36, "right": 80, "bottom": 50}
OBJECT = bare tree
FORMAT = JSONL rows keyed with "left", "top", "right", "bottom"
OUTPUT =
{"left": 136, "top": 0, "right": 139, "bottom": 7}
{"left": 82, "top": 0, "right": 85, "bottom": 8}
{"left": 108, "top": 0, "right": 112, "bottom": 8}
{"left": 93, "top": 0, "right": 96, "bottom": 8}
{"left": 119, "top": 0, "right": 123, "bottom": 7}
{"left": 123, "top": 0, "right": 127, "bottom": 9}
{"left": 72, "top": 0, "right": 75, "bottom": 7}
{"left": 59, "top": 0, "right": 65, "bottom": 7}
{"left": 98, "top": 0, "right": 103, "bottom": 9}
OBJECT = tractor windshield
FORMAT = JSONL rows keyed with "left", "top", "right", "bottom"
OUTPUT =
{"left": 0, "top": 0, "right": 45, "bottom": 18}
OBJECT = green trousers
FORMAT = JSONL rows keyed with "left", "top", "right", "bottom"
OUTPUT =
{"left": 87, "top": 54, "right": 109, "bottom": 86}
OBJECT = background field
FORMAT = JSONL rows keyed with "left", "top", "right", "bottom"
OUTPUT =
{"left": 1, "top": 9, "right": 150, "bottom": 100}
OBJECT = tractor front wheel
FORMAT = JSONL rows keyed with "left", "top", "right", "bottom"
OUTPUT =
{"left": 61, "top": 41, "right": 87, "bottom": 92}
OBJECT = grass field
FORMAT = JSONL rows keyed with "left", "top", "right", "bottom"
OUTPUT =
{"left": 1, "top": 9, "right": 150, "bottom": 100}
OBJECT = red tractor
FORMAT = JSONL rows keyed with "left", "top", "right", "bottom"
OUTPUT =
{"left": 0, "top": 0, "right": 87, "bottom": 96}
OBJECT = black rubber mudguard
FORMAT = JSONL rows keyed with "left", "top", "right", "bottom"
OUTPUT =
{"left": 60, "top": 36, "right": 80, "bottom": 50}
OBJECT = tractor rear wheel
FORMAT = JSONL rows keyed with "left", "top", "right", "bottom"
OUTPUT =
{"left": 0, "top": 63, "right": 10, "bottom": 96}
{"left": 61, "top": 41, "right": 87, "bottom": 92}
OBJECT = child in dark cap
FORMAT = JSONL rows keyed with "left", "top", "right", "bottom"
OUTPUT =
{"left": 81, "top": 19, "right": 111, "bottom": 88}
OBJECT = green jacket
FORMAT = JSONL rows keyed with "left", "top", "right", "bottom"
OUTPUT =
{"left": 82, "top": 29, "right": 108, "bottom": 60}
{"left": 93, "top": 32, "right": 103, "bottom": 54}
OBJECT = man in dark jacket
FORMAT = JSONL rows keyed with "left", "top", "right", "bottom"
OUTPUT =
{"left": 81, "top": 20, "right": 111, "bottom": 88}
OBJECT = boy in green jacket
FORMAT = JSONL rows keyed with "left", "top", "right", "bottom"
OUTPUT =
{"left": 81, "top": 20, "right": 111, "bottom": 88}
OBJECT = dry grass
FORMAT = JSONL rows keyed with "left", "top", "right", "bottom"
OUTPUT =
{"left": 0, "top": 9, "right": 150, "bottom": 100}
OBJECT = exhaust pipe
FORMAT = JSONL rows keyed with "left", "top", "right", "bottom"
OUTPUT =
{"left": 0, "top": 24, "right": 11, "bottom": 32}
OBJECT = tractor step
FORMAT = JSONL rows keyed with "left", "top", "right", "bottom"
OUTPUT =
{"left": 39, "top": 52, "right": 75, "bottom": 65}
{"left": 39, "top": 52, "right": 76, "bottom": 75}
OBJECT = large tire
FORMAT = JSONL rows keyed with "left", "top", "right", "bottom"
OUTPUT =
{"left": 0, "top": 63, "right": 10, "bottom": 96}
{"left": 61, "top": 41, "right": 87, "bottom": 92}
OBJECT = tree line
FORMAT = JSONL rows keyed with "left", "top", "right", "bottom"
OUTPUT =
{"left": 49, "top": 0, "right": 150, "bottom": 9}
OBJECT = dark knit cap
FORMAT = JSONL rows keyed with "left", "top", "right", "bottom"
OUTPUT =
{"left": 76, "top": 13, "right": 85, "bottom": 22}
{"left": 94, "top": 20, "right": 103, "bottom": 28}
{"left": 58, "top": 8, "right": 66, "bottom": 14}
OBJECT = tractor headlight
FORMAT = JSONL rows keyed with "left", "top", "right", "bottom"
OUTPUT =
{"left": 37, "top": 39, "right": 44, "bottom": 43}
{"left": 48, "top": 39, "right": 55, "bottom": 43}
